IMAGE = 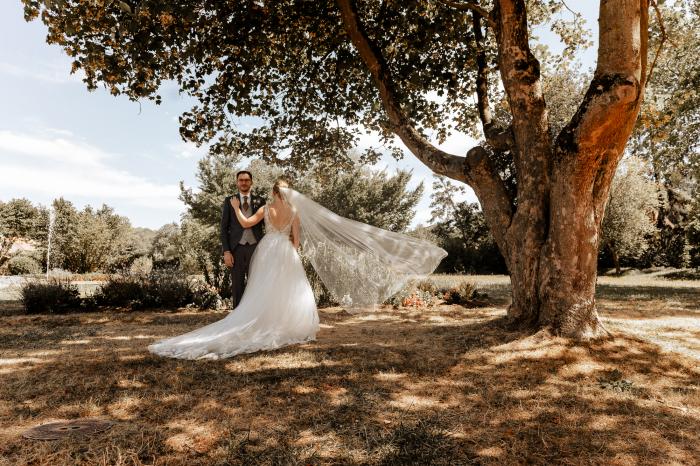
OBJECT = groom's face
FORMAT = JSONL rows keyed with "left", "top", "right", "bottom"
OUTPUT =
{"left": 237, "top": 174, "right": 252, "bottom": 194}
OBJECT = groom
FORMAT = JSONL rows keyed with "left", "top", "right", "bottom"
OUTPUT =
{"left": 220, "top": 170, "right": 265, "bottom": 307}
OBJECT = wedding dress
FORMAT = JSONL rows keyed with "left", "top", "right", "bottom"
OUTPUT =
{"left": 149, "top": 188, "right": 447, "bottom": 360}
{"left": 148, "top": 204, "right": 319, "bottom": 360}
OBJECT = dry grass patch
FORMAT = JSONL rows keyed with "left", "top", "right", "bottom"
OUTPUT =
{"left": 0, "top": 278, "right": 699, "bottom": 465}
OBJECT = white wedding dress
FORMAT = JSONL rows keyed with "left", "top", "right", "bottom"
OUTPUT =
{"left": 148, "top": 205, "right": 319, "bottom": 360}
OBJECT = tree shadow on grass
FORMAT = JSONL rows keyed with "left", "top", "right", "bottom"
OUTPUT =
{"left": 0, "top": 307, "right": 698, "bottom": 465}
{"left": 596, "top": 284, "right": 700, "bottom": 319}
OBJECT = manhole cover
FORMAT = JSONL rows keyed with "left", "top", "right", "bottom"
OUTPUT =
{"left": 22, "top": 419, "right": 115, "bottom": 440}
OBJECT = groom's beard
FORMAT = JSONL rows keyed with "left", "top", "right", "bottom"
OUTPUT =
{"left": 239, "top": 189, "right": 252, "bottom": 195}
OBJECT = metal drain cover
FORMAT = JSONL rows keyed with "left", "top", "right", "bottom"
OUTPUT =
{"left": 22, "top": 419, "right": 114, "bottom": 440}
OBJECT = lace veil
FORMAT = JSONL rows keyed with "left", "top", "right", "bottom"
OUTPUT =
{"left": 279, "top": 187, "right": 447, "bottom": 311}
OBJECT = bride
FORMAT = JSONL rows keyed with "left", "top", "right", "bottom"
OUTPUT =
{"left": 148, "top": 179, "right": 446, "bottom": 360}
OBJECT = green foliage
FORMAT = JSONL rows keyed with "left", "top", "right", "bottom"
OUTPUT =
{"left": 309, "top": 167, "right": 422, "bottom": 232}
{"left": 19, "top": 270, "right": 219, "bottom": 313}
{"left": 129, "top": 227, "right": 158, "bottom": 257}
{"left": 0, "top": 198, "right": 47, "bottom": 269}
{"left": 628, "top": 1, "right": 700, "bottom": 268}
{"left": 49, "top": 199, "right": 136, "bottom": 273}
{"left": 21, "top": 280, "right": 82, "bottom": 314}
{"left": 541, "top": 60, "right": 589, "bottom": 139}
{"left": 189, "top": 280, "right": 222, "bottom": 310}
{"left": 179, "top": 152, "right": 246, "bottom": 228}
{"left": 600, "top": 157, "right": 659, "bottom": 269}
{"left": 129, "top": 256, "right": 153, "bottom": 276}
{"left": 178, "top": 216, "right": 229, "bottom": 293}
{"left": 22, "top": 0, "right": 589, "bottom": 172}
{"left": 429, "top": 176, "right": 506, "bottom": 274}
{"left": 94, "top": 274, "right": 145, "bottom": 308}
{"left": 149, "top": 223, "right": 181, "bottom": 269}
{"left": 94, "top": 269, "right": 196, "bottom": 310}
{"left": 7, "top": 254, "right": 41, "bottom": 275}
{"left": 688, "top": 192, "right": 700, "bottom": 269}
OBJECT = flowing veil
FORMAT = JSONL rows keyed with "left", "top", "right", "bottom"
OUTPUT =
{"left": 280, "top": 187, "right": 447, "bottom": 311}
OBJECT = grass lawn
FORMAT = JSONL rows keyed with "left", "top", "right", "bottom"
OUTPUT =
{"left": 0, "top": 275, "right": 699, "bottom": 465}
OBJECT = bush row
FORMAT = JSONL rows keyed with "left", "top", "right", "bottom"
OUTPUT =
{"left": 20, "top": 270, "right": 221, "bottom": 314}
{"left": 20, "top": 272, "right": 488, "bottom": 314}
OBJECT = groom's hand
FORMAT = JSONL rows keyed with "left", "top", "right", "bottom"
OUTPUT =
{"left": 223, "top": 251, "right": 234, "bottom": 268}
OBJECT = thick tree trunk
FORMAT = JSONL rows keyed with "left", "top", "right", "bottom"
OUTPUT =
{"left": 338, "top": 0, "right": 648, "bottom": 339}
{"left": 487, "top": 0, "right": 649, "bottom": 339}
{"left": 505, "top": 186, "right": 607, "bottom": 339}
{"left": 537, "top": 176, "right": 607, "bottom": 338}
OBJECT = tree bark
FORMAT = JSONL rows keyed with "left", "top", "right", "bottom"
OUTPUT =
{"left": 502, "top": 0, "right": 648, "bottom": 338}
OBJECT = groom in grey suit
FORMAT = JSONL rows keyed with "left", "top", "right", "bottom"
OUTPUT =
{"left": 220, "top": 170, "right": 265, "bottom": 308}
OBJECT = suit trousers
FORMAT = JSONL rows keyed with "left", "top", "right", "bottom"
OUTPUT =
{"left": 231, "top": 243, "right": 257, "bottom": 308}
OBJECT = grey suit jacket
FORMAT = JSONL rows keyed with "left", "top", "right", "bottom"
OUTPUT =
{"left": 220, "top": 193, "right": 265, "bottom": 253}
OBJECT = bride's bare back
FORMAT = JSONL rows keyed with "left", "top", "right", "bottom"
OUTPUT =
{"left": 267, "top": 200, "right": 294, "bottom": 231}
{"left": 266, "top": 198, "right": 301, "bottom": 249}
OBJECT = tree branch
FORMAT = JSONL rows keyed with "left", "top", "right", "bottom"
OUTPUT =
{"left": 646, "top": 0, "right": 668, "bottom": 84}
{"left": 472, "top": 9, "right": 514, "bottom": 152}
{"left": 336, "top": 0, "right": 466, "bottom": 181}
{"left": 464, "top": 147, "right": 514, "bottom": 250}
{"left": 493, "top": 0, "right": 548, "bottom": 141}
{"left": 492, "top": 0, "right": 551, "bottom": 253}
{"left": 436, "top": 0, "right": 496, "bottom": 28}
{"left": 336, "top": 0, "right": 513, "bottom": 238}
{"left": 556, "top": 0, "right": 649, "bottom": 159}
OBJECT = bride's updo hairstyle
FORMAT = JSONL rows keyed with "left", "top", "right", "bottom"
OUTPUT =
{"left": 272, "top": 179, "right": 289, "bottom": 201}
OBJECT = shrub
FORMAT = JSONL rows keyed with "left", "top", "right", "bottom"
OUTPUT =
{"left": 416, "top": 279, "right": 438, "bottom": 295}
{"left": 190, "top": 280, "right": 222, "bottom": 309}
{"left": 94, "top": 269, "right": 201, "bottom": 310}
{"left": 442, "top": 281, "right": 486, "bottom": 307}
{"left": 145, "top": 269, "right": 192, "bottom": 308}
{"left": 129, "top": 256, "right": 153, "bottom": 276}
{"left": 21, "top": 281, "right": 81, "bottom": 314}
{"left": 95, "top": 274, "right": 147, "bottom": 308}
{"left": 7, "top": 254, "right": 41, "bottom": 275}
{"left": 691, "top": 248, "right": 700, "bottom": 269}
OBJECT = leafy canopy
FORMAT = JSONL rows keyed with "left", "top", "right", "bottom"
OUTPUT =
{"left": 23, "top": 0, "right": 588, "bottom": 171}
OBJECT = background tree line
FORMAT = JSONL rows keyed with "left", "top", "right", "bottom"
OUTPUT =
{"left": 4, "top": 148, "right": 698, "bottom": 282}
{"left": 0, "top": 157, "right": 425, "bottom": 291}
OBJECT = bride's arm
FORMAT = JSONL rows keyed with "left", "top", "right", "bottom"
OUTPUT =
{"left": 291, "top": 214, "right": 300, "bottom": 249}
{"left": 231, "top": 197, "right": 265, "bottom": 228}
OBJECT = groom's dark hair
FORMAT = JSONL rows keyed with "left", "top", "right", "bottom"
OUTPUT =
{"left": 236, "top": 170, "right": 253, "bottom": 180}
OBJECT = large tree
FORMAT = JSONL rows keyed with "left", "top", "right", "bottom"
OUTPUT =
{"left": 24, "top": 0, "right": 651, "bottom": 337}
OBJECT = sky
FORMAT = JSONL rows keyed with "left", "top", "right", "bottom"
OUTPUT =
{"left": 0, "top": 2, "right": 598, "bottom": 230}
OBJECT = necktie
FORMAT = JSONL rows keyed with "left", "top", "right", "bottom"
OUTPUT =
{"left": 242, "top": 196, "right": 250, "bottom": 212}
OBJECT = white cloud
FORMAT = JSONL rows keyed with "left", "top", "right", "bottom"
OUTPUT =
{"left": 0, "top": 61, "right": 83, "bottom": 85}
{"left": 0, "top": 130, "right": 107, "bottom": 166}
{"left": 0, "top": 130, "right": 184, "bottom": 226}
